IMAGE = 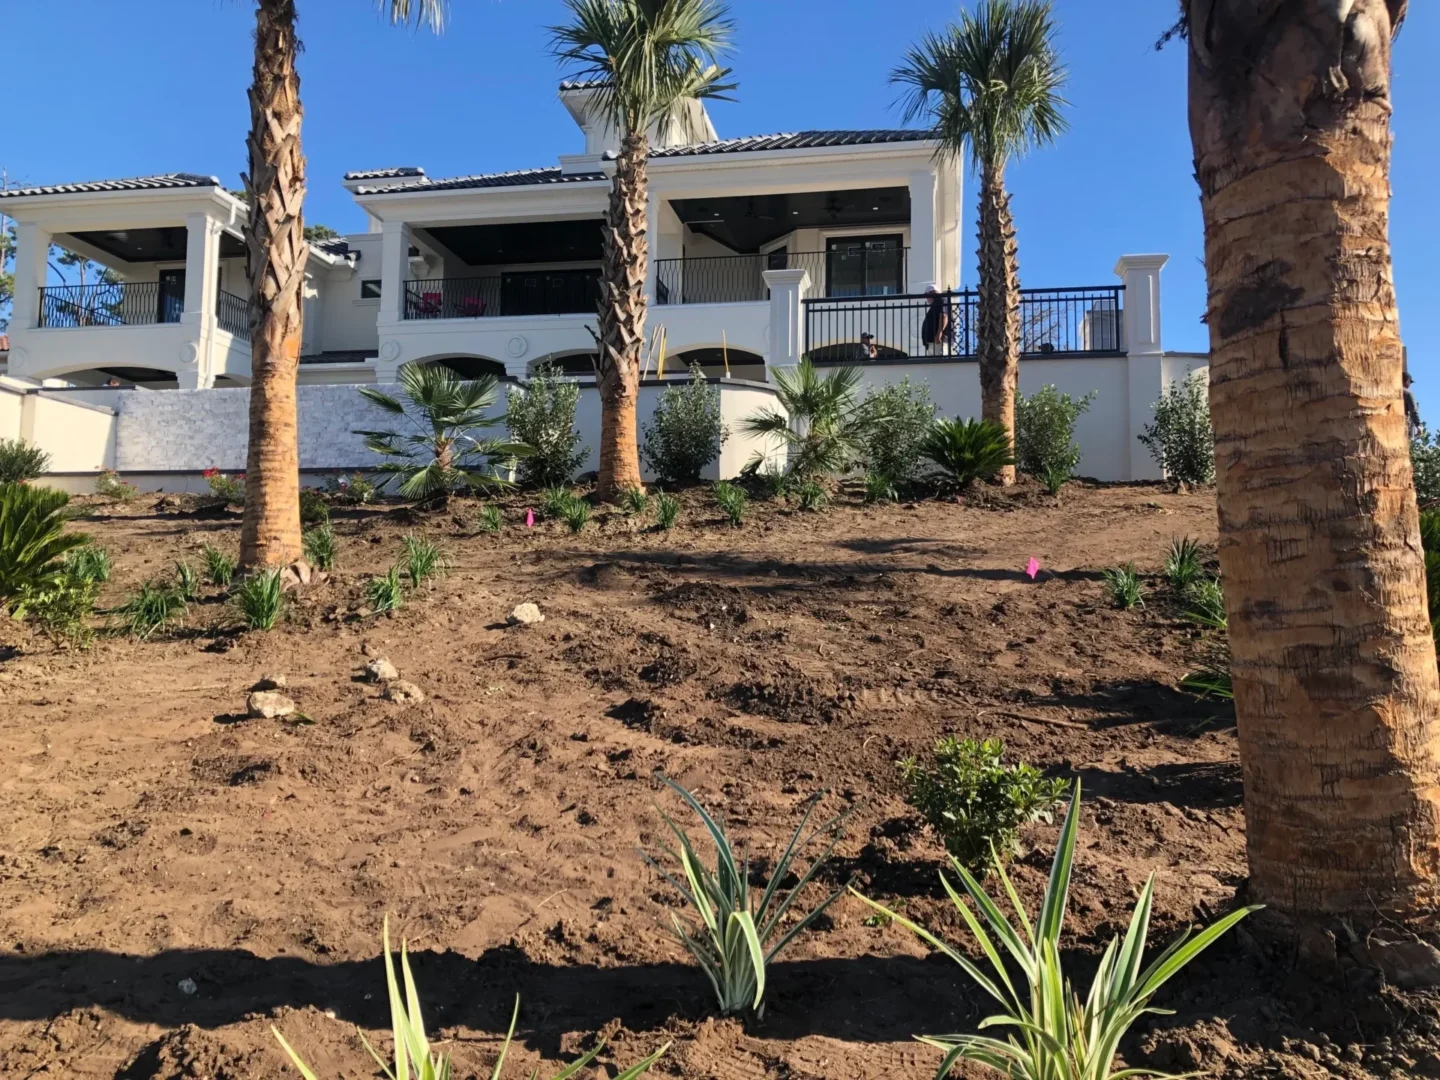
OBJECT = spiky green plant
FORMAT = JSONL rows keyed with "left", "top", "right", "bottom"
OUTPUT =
{"left": 1163, "top": 537, "right": 1204, "bottom": 594}
{"left": 920, "top": 418, "right": 1015, "bottom": 489}
{"left": 1041, "top": 460, "right": 1070, "bottom": 496}
{"left": 402, "top": 534, "right": 449, "bottom": 588}
{"left": 303, "top": 524, "right": 338, "bottom": 571}
{"left": 758, "top": 464, "right": 790, "bottom": 501}
{"left": 175, "top": 560, "right": 201, "bottom": 601}
{"left": 712, "top": 481, "right": 747, "bottom": 527}
{"left": 619, "top": 486, "right": 650, "bottom": 516}
{"left": 201, "top": 543, "right": 237, "bottom": 588}
{"left": 64, "top": 545, "right": 112, "bottom": 585}
{"left": 232, "top": 569, "right": 286, "bottom": 632}
{"left": 367, "top": 567, "right": 406, "bottom": 614}
{"left": 0, "top": 483, "right": 88, "bottom": 615}
{"left": 542, "top": 485, "right": 574, "bottom": 519}
{"left": 561, "top": 496, "right": 592, "bottom": 534}
{"left": 654, "top": 492, "right": 681, "bottom": 530}
{"left": 642, "top": 777, "right": 854, "bottom": 1018}
{"left": 273, "top": 916, "right": 669, "bottom": 1080}
{"left": 1180, "top": 576, "right": 1232, "bottom": 700}
{"left": 864, "top": 469, "right": 899, "bottom": 504}
{"left": 1184, "top": 576, "right": 1226, "bottom": 630}
{"left": 476, "top": 504, "right": 504, "bottom": 535}
{"left": 1102, "top": 563, "right": 1144, "bottom": 610}
{"left": 796, "top": 480, "right": 827, "bottom": 511}
{"left": 854, "top": 787, "right": 1258, "bottom": 1080}
{"left": 108, "top": 580, "right": 187, "bottom": 640}
{"left": 740, "top": 359, "right": 876, "bottom": 479}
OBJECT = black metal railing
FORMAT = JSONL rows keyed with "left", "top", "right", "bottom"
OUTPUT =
{"left": 216, "top": 290, "right": 250, "bottom": 337}
{"left": 37, "top": 281, "right": 180, "bottom": 328}
{"left": 803, "top": 286, "right": 1125, "bottom": 363}
{"left": 403, "top": 273, "right": 601, "bottom": 320}
{"left": 404, "top": 277, "right": 503, "bottom": 320}
{"left": 655, "top": 248, "right": 909, "bottom": 306}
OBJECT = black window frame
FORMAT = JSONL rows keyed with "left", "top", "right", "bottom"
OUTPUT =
{"left": 823, "top": 233, "right": 905, "bottom": 298}
{"left": 360, "top": 279, "right": 383, "bottom": 299}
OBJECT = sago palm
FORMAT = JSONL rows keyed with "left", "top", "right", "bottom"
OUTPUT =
{"left": 0, "top": 484, "right": 88, "bottom": 616}
{"left": 893, "top": 0, "right": 1067, "bottom": 485}
{"left": 239, "top": 0, "right": 447, "bottom": 569}
{"left": 549, "top": 0, "right": 736, "bottom": 501}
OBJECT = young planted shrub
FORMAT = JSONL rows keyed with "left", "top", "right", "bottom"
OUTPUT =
{"left": 25, "top": 574, "right": 99, "bottom": 648}
{"left": 654, "top": 492, "right": 681, "bottom": 530}
{"left": 560, "top": 496, "right": 592, "bottom": 534}
{"left": 757, "top": 464, "right": 790, "bottom": 502}
{"left": 232, "top": 569, "right": 285, "bottom": 631}
{"left": 402, "top": 534, "right": 449, "bottom": 588}
{"left": 506, "top": 363, "right": 589, "bottom": 488}
{"left": 1181, "top": 576, "right": 1232, "bottom": 700}
{"left": 902, "top": 737, "right": 1069, "bottom": 873}
{"left": 64, "top": 545, "right": 112, "bottom": 585}
{"left": 642, "top": 363, "right": 728, "bottom": 484}
{"left": 1163, "top": 536, "right": 1203, "bottom": 593}
{"left": 324, "top": 471, "right": 378, "bottom": 506}
{"left": 299, "top": 486, "right": 330, "bottom": 525}
{"left": 0, "top": 438, "right": 51, "bottom": 483}
{"left": 643, "top": 777, "right": 853, "bottom": 1017}
{"left": 1185, "top": 576, "right": 1227, "bottom": 630}
{"left": 920, "top": 418, "right": 1015, "bottom": 489}
{"left": 204, "top": 468, "right": 246, "bottom": 504}
{"left": 854, "top": 787, "right": 1257, "bottom": 1080}
{"left": 620, "top": 486, "right": 650, "bottom": 516}
{"left": 864, "top": 469, "right": 899, "bottom": 504}
{"left": 273, "top": 918, "right": 668, "bottom": 1080}
{"left": 108, "top": 580, "right": 187, "bottom": 640}
{"left": 303, "top": 524, "right": 337, "bottom": 570}
{"left": 712, "top": 481, "right": 748, "bottom": 527}
{"left": 541, "top": 485, "right": 574, "bottom": 519}
{"left": 201, "top": 543, "right": 237, "bottom": 588}
{"left": 1015, "top": 385, "right": 1094, "bottom": 486}
{"left": 476, "top": 504, "right": 504, "bottom": 534}
{"left": 1103, "top": 563, "right": 1145, "bottom": 610}
{"left": 95, "top": 469, "right": 139, "bottom": 502}
{"left": 740, "top": 359, "right": 875, "bottom": 479}
{"left": 174, "top": 560, "right": 202, "bottom": 601}
{"left": 366, "top": 567, "right": 406, "bottom": 614}
{"left": 1139, "top": 370, "right": 1215, "bottom": 485}
{"left": 860, "top": 378, "right": 936, "bottom": 485}
{"left": 795, "top": 480, "right": 827, "bottom": 511}
{"left": 0, "top": 483, "right": 88, "bottom": 615}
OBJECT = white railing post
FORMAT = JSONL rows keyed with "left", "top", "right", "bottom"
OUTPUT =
{"left": 763, "top": 268, "right": 810, "bottom": 373}
{"left": 1115, "top": 253, "right": 1170, "bottom": 480}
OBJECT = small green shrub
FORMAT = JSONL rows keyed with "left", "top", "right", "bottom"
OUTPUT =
{"left": 174, "top": 560, "right": 201, "bottom": 601}
{"left": 232, "top": 569, "right": 285, "bottom": 631}
{"left": 25, "top": 575, "right": 98, "bottom": 648}
{"left": 1163, "top": 536, "right": 1204, "bottom": 593}
{"left": 476, "top": 504, "right": 504, "bottom": 534}
{"left": 854, "top": 787, "right": 1257, "bottom": 1080}
{"left": 204, "top": 469, "right": 245, "bottom": 504}
{"left": 1103, "top": 563, "right": 1145, "bottom": 610}
{"left": 864, "top": 469, "right": 898, "bottom": 504}
{"left": 1413, "top": 427, "right": 1440, "bottom": 505}
{"left": 796, "top": 480, "right": 827, "bottom": 511}
{"left": 401, "top": 534, "right": 449, "bottom": 588}
{"left": 108, "top": 580, "right": 187, "bottom": 640}
{"left": 201, "top": 543, "right": 237, "bottom": 588}
{"left": 654, "top": 492, "right": 681, "bottom": 530}
{"left": 1139, "top": 370, "right": 1214, "bottom": 485}
{"left": 642, "top": 363, "right": 728, "bottom": 484}
{"left": 0, "top": 439, "right": 51, "bottom": 484}
{"left": 303, "top": 524, "right": 337, "bottom": 570}
{"left": 1184, "top": 575, "right": 1226, "bottom": 630}
{"left": 542, "top": 485, "right": 574, "bottom": 519}
{"left": 713, "top": 481, "right": 748, "bottom": 526}
{"left": 757, "top": 465, "right": 790, "bottom": 502}
{"left": 95, "top": 470, "right": 139, "bottom": 502}
{"left": 299, "top": 486, "right": 330, "bottom": 525}
{"left": 64, "top": 545, "right": 112, "bottom": 584}
{"left": 561, "top": 496, "right": 592, "bottom": 534}
{"left": 0, "top": 484, "right": 89, "bottom": 614}
{"left": 324, "top": 471, "right": 378, "bottom": 506}
{"left": 860, "top": 378, "right": 936, "bottom": 484}
{"left": 1015, "top": 385, "right": 1094, "bottom": 485}
{"left": 620, "top": 486, "right": 650, "bottom": 516}
{"left": 901, "top": 736, "right": 1069, "bottom": 873}
{"left": 366, "top": 567, "right": 406, "bottom": 614}
{"left": 1180, "top": 576, "right": 1233, "bottom": 700}
{"left": 920, "top": 418, "right": 1015, "bottom": 488}
{"left": 642, "top": 777, "right": 853, "bottom": 1017}
{"left": 506, "top": 364, "right": 589, "bottom": 488}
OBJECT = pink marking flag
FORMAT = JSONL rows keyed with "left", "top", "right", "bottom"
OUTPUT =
{"left": 525, "top": 508, "right": 535, "bottom": 528}
{"left": 1025, "top": 557, "right": 1041, "bottom": 580}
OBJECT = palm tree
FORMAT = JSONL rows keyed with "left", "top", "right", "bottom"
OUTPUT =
{"left": 739, "top": 359, "right": 879, "bottom": 480}
{"left": 892, "top": 0, "right": 1067, "bottom": 485}
{"left": 549, "top": 0, "right": 735, "bottom": 501}
{"left": 239, "top": 0, "right": 447, "bottom": 569}
{"left": 1182, "top": 0, "right": 1440, "bottom": 918}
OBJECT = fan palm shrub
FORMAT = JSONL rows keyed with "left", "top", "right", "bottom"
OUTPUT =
{"left": 920, "top": 418, "right": 1015, "bottom": 489}
{"left": 357, "top": 363, "right": 530, "bottom": 504}
{"left": 0, "top": 483, "right": 88, "bottom": 615}
{"left": 741, "top": 359, "right": 878, "bottom": 479}
{"left": 854, "top": 787, "right": 1258, "bottom": 1080}
{"left": 643, "top": 777, "right": 854, "bottom": 1017}
{"left": 893, "top": 0, "right": 1067, "bottom": 484}
{"left": 549, "top": 0, "right": 736, "bottom": 499}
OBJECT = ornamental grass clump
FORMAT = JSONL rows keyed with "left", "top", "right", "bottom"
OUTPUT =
{"left": 476, "top": 504, "right": 504, "bottom": 534}
{"left": 303, "top": 524, "right": 337, "bottom": 571}
{"left": 712, "top": 481, "right": 748, "bottom": 527}
{"left": 654, "top": 492, "right": 681, "bottom": 530}
{"left": 64, "top": 545, "right": 112, "bottom": 585}
{"left": 1103, "top": 563, "right": 1144, "bottom": 610}
{"left": 560, "top": 495, "right": 592, "bottom": 534}
{"left": 1162, "top": 536, "right": 1204, "bottom": 593}
{"left": 619, "top": 486, "right": 650, "bottom": 516}
{"left": 174, "top": 559, "right": 202, "bottom": 601}
{"left": 643, "top": 776, "right": 854, "bottom": 1017}
{"left": 401, "top": 534, "right": 449, "bottom": 588}
{"left": 109, "top": 580, "right": 187, "bottom": 640}
{"left": 232, "top": 569, "right": 286, "bottom": 632}
{"left": 201, "top": 543, "right": 237, "bottom": 588}
{"left": 854, "top": 786, "right": 1258, "bottom": 1080}
{"left": 367, "top": 567, "right": 406, "bottom": 614}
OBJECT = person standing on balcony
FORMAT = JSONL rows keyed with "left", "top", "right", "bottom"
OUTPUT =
{"left": 856, "top": 332, "right": 879, "bottom": 360}
{"left": 922, "top": 285, "right": 952, "bottom": 356}
{"left": 1404, "top": 369, "right": 1421, "bottom": 437}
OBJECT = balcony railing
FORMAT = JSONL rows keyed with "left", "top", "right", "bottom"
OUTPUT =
{"left": 655, "top": 249, "right": 909, "bottom": 306}
{"left": 36, "top": 281, "right": 252, "bottom": 337}
{"left": 216, "top": 290, "right": 251, "bottom": 337}
{"left": 803, "top": 286, "right": 1125, "bottom": 363}
{"left": 403, "top": 272, "right": 601, "bottom": 320}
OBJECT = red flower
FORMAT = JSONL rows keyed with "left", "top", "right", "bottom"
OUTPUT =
{"left": 203, "top": 468, "right": 219, "bottom": 478}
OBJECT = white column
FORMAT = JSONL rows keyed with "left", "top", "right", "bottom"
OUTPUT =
{"left": 1115, "top": 254, "right": 1170, "bottom": 480}
{"left": 183, "top": 213, "right": 222, "bottom": 322}
{"left": 763, "top": 268, "right": 810, "bottom": 370}
{"left": 908, "top": 169, "right": 939, "bottom": 293}
{"left": 378, "top": 220, "right": 410, "bottom": 327}
{"left": 11, "top": 222, "right": 52, "bottom": 331}
{"left": 937, "top": 164, "right": 963, "bottom": 292}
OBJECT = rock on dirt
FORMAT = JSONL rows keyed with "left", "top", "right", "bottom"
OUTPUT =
{"left": 246, "top": 691, "right": 297, "bottom": 719}
{"left": 508, "top": 602, "right": 545, "bottom": 626}
{"left": 1365, "top": 935, "right": 1440, "bottom": 989}
{"left": 383, "top": 680, "right": 426, "bottom": 705}
{"left": 363, "top": 657, "right": 399, "bottom": 682}
{"left": 251, "top": 674, "right": 288, "bottom": 691}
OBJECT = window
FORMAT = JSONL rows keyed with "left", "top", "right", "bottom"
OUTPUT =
{"left": 360, "top": 279, "right": 382, "bottom": 299}
{"left": 824, "top": 235, "right": 905, "bottom": 298}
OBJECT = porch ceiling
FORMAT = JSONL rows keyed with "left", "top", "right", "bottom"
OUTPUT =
{"left": 65, "top": 227, "right": 246, "bottom": 264}
{"left": 670, "top": 186, "right": 910, "bottom": 252}
{"left": 422, "top": 218, "right": 604, "bottom": 267}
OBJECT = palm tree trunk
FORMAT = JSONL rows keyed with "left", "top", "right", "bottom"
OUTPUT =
{"left": 595, "top": 129, "right": 648, "bottom": 500}
{"left": 239, "top": 0, "right": 306, "bottom": 568}
{"left": 1187, "top": 0, "right": 1439, "bottom": 918}
{"left": 975, "top": 163, "right": 1020, "bottom": 485}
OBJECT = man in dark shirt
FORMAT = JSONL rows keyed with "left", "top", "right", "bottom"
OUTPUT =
{"left": 1405, "top": 371, "right": 1421, "bottom": 437}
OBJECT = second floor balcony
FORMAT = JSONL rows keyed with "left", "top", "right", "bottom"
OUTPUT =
{"left": 38, "top": 280, "right": 252, "bottom": 337}
{"left": 656, "top": 243, "right": 909, "bottom": 306}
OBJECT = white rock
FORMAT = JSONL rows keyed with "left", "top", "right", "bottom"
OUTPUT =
{"left": 383, "top": 679, "right": 426, "bottom": 705}
{"left": 364, "top": 657, "right": 399, "bottom": 682}
{"left": 247, "top": 691, "right": 297, "bottom": 719}
{"left": 508, "top": 602, "right": 545, "bottom": 626}
{"left": 178, "top": 978, "right": 198, "bottom": 996}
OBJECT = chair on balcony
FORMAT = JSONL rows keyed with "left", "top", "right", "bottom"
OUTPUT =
{"left": 459, "top": 295, "right": 487, "bottom": 318}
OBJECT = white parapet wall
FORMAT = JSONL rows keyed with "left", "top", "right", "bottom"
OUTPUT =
{"left": 0, "top": 378, "right": 117, "bottom": 486}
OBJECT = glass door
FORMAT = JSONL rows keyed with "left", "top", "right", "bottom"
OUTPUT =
{"left": 825, "top": 235, "right": 904, "bottom": 297}
{"left": 157, "top": 268, "right": 186, "bottom": 324}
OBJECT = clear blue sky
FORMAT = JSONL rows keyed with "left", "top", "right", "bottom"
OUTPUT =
{"left": 6, "top": 1, "right": 1437, "bottom": 410}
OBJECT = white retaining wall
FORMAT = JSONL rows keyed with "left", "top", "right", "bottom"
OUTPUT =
{"left": 0, "top": 378, "right": 117, "bottom": 478}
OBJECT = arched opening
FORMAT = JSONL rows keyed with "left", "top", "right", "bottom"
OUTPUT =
{"left": 49, "top": 366, "right": 181, "bottom": 388}
{"left": 804, "top": 342, "right": 905, "bottom": 364}
{"left": 670, "top": 347, "right": 767, "bottom": 382}
{"left": 529, "top": 353, "right": 599, "bottom": 378}
{"left": 418, "top": 355, "right": 507, "bottom": 380}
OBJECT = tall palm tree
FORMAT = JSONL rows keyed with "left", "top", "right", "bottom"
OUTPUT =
{"left": 892, "top": 0, "right": 1066, "bottom": 485}
{"left": 239, "top": 0, "right": 447, "bottom": 568}
{"left": 550, "top": 0, "right": 735, "bottom": 501}
{"left": 1183, "top": 0, "right": 1440, "bottom": 918}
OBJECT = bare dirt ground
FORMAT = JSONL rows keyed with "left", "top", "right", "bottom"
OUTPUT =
{"left": 0, "top": 481, "right": 1435, "bottom": 1079}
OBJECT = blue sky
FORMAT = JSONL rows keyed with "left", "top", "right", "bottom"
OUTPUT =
{"left": 5, "top": 1, "right": 1437, "bottom": 410}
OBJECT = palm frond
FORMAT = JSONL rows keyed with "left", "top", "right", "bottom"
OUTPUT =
{"left": 381, "top": 0, "right": 447, "bottom": 33}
